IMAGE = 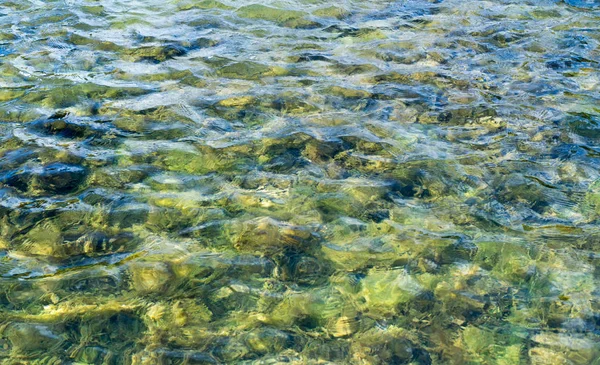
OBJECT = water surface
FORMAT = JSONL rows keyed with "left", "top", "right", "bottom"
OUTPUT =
{"left": 0, "top": 0, "right": 600, "bottom": 363}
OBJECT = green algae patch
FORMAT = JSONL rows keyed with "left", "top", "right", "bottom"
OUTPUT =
{"left": 1, "top": 0, "right": 600, "bottom": 363}
{"left": 236, "top": 5, "right": 318, "bottom": 28}
{"left": 313, "top": 6, "right": 349, "bottom": 19}
{"left": 123, "top": 44, "right": 188, "bottom": 63}
{"left": 0, "top": 89, "right": 26, "bottom": 102}
{"left": 325, "top": 85, "right": 372, "bottom": 99}
{"left": 217, "top": 61, "right": 288, "bottom": 80}
{"left": 81, "top": 5, "right": 106, "bottom": 16}
{"left": 217, "top": 95, "right": 256, "bottom": 108}
{"left": 583, "top": 179, "right": 600, "bottom": 220}
{"left": 178, "top": 0, "right": 234, "bottom": 10}
{"left": 22, "top": 83, "right": 151, "bottom": 109}
{"left": 237, "top": 5, "right": 303, "bottom": 22}
{"left": 68, "top": 33, "right": 124, "bottom": 52}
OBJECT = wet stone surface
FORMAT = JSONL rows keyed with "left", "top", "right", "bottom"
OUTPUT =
{"left": 0, "top": 0, "right": 599, "bottom": 363}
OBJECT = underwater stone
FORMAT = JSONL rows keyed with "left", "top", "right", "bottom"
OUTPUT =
{"left": 329, "top": 316, "right": 359, "bottom": 338}
{"left": 233, "top": 217, "right": 317, "bottom": 253}
{"left": 245, "top": 328, "right": 294, "bottom": 355}
{"left": 217, "top": 61, "right": 287, "bottom": 80}
{"left": 3, "top": 323, "right": 63, "bottom": 354}
{"left": 351, "top": 326, "right": 431, "bottom": 364}
{"left": 68, "top": 33, "right": 123, "bottom": 52}
{"left": 0, "top": 88, "right": 25, "bottom": 102}
{"left": 325, "top": 86, "right": 371, "bottom": 99}
{"left": 584, "top": 179, "right": 600, "bottom": 219}
{"left": 236, "top": 5, "right": 317, "bottom": 28}
{"left": 215, "top": 338, "right": 250, "bottom": 362}
{"left": 68, "top": 231, "right": 133, "bottom": 256}
{"left": 358, "top": 269, "right": 423, "bottom": 317}
{"left": 439, "top": 239, "right": 479, "bottom": 264}
{"left": 322, "top": 238, "right": 400, "bottom": 271}
{"left": 268, "top": 96, "right": 319, "bottom": 115}
{"left": 28, "top": 118, "right": 100, "bottom": 139}
{"left": 216, "top": 96, "right": 256, "bottom": 108}
{"left": 179, "top": 0, "right": 233, "bottom": 10}
{"left": 172, "top": 254, "right": 221, "bottom": 284}
{"left": 108, "top": 203, "right": 149, "bottom": 228}
{"left": 33, "top": 163, "right": 88, "bottom": 194}
{"left": 189, "top": 37, "right": 218, "bottom": 50}
{"left": 3, "top": 162, "right": 88, "bottom": 194}
{"left": 22, "top": 83, "right": 150, "bottom": 108}
{"left": 91, "top": 166, "right": 152, "bottom": 188}
{"left": 313, "top": 6, "right": 349, "bottom": 19}
{"left": 72, "top": 346, "right": 110, "bottom": 364}
{"left": 277, "top": 253, "right": 329, "bottom": 285}
{"left": 129, "top": 262, "right": 173, "bottom": 294}
{"left": 124, "top": 44, "right": 188, "bottom": 63}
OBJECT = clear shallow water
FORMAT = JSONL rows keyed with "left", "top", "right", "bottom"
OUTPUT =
{"left": 0, "top": 0, "right": 599, "bottom": 363}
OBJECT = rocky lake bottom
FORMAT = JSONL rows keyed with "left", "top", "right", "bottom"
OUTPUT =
{"left": 0, "top": 0, "right": 600, "bottom": 364}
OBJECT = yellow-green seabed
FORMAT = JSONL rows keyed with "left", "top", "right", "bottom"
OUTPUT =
{"left": 0, "top": 0, "right": 599, "bottom": 363}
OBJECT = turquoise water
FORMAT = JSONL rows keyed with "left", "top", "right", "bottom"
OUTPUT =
{"left": 0, "top": 0, "right": 600, "bottom": 363}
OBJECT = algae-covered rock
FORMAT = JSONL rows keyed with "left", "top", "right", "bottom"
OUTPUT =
{"left": 530, "top": 332, "right": 599, "bottom": 365}
{"left": 325, "top": 86, "right": 372, "bottom": 99}
{"left": 124, "top": 44, "right": 187, "bottom": 63}
{"left": 3, "top": 163, "right": 88, "bottom": 195}
{"left": 245, "top": 327, "right": 294, "bottom": 355}
{"left": 68, "top": 33, "right": 123, "bottom": 52}
{"left": 314, "top": 192, "right": 365, "bottom": 221}
{"left": 0, "top": 88, "right": 26, "bottom": 102}
{"left": 322, "top": 237, "right": 402, "bottom": 271}
{"left": 217, "top": 61, "right": 288, "bottom": 80}
{"left": 108, "top": 202, "right": 149, "bottom": 228}
{"left": 350, "top": 326, "right": 431, "bottom": 364}
{"left": 276, "top": 253, "right": 329, "bottom": 285}
{"left": 3, "top": 323, "right": 64, "bottom": 355}
{"left": 22, "top": 83, "right": 150, "bottom": 108}
{"left": 179, "top": 0, "right": 234, "bottom": 10}
{"left": 91, "top": 166, "right": 152, "bottom": 188}
{"left": 583, "top": 179, "right": 600, "bottom": 220}
{"left": 216, "top": 95, "right": 256, "bottom": 108}
{"left": 259, "top": 291, "right": 326, "bottom": 329}
{"left": 474, "top": 241, "right": 536, "bottom": 282}
{"left": 232, "top": 217, "right": 318, "bottom": 253}
{"left": 267, "top": 95, "right": 319, "bottom": 115}
{"left": 237, "top": 5, "right": 318, "bottom": 28}
{"left": 72, "top": 346, "right": 111, "bottom": 364}
{"left": 313, "top": 6, "right": 349, "bottom": 19}
{"left": 357, "top": 268, "right": 423, "bottom": 317}
{"left": 27, "top": 117, "right": 103, "bottom": 140}
{"left": 129, "top": 261, "right": 173, "bottom": 294}
{"left": 458, "top": 326, "right": 525, "bottom": 364}
{"left": 0, "top": 107, "right": 42, "bottom": 123}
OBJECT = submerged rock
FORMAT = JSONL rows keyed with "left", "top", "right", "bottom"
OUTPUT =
{"left": 232, "top": 217, "right": 318, "bottom": 254}
{"left": 3, "top": 163, "right": 88, "bottom": 195}
{"left": 3, "top": 323, "right": 64, "bottom": 355}
{"left": 129, "top": 261, "right": 174, "bottom": 294}
{"left": 216, "top": 61, "right": 287, "bottom": 80}
{"left": 28, "top": 118, "right": 99, "bottom": 139}
{"left": 34, "top": 163, "right": 88, "bottom": 194}
{"left": 236, "top": 5, "right": 319, "bottom": 28}
{"left": 124, "top": 44, "right": 188, "bottom": 63}
{"left": 350, "top": 326, "right": 431, "bottom": 365}
{"left": 245, "top": 328, "right": 294, "bottom": 355}
{"left": 313, "top": 6, "right": 350, "bottom": 19}
{"left": 357, "top": 268, "right": 423, "bottom": 317}
{"left": 179, "top": 0, "right": 234, "bottom": 10}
